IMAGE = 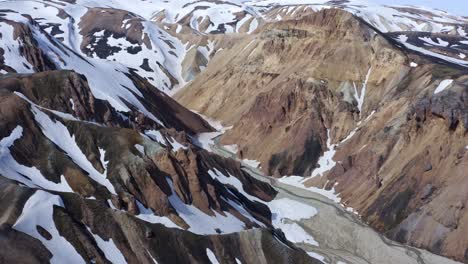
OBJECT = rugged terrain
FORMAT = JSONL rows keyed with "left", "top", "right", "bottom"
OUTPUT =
{"left": 175, "top": 4, "right": 468, "bottom": 263}
{"left": 0, "top": 0, "right": 467, "bottom": 263}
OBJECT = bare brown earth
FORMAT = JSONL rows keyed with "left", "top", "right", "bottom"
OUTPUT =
{"left": 175, "top": 8, "right": 468, "bottom": 262}
{"left": 0, "top": 70, "right": 321, "bottom": 263}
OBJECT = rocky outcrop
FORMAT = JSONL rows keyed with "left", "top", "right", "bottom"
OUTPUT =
{"left": 176, "top": 8, "right": 407, "bottom": 175}
{"left": 0, "top": 176, "right": 315, "bottom": 264}
{"left": 0, "top": 69, "right": 325, "bottom": 263}
{"left": 0, "top": 14, "right": 56, "bottom": 73}
{"left": 175, "top": 8, "right": 468, "bottom": 262}
{"left": 0, "top": 70, "right": 213, "bottom": 134}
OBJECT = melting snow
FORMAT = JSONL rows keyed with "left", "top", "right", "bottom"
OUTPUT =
{"left": 224, "top": 144, "right": 239, "bottom": 154}
{"left": 86, "top": 227, "right": 127, "bottom": 264}
{"left": 307, "top": 252, "right": 326, "bottom": 263}
{"left": 167, "top": 178, "right": 247, "bottom": 234}
{"left": 242, "top": 159, "right": 261, "bottom": 168}
{"left": 434, "top": 79, "right": 453, "bottom": 94}
{"left": 311, "top": 129, "right": 336, "bottom": 178}
{"left": 396, "top": 35, "right": 468, "bottom": 67}
{"left": 135, "top": 144, "right": 145, "bottom": 154}
{"left": 31, "top": 105, "right": 116, "bottom": 194}
{"left": 145, "top": 130, "right": 167, "bottom": 145}
{"left": 0, "top": 126, "right": 73, "bottom": 192}
{"left": 269, "top": 198, "right": 319, "bottom": 246}
{"left": 353, "top": 67, "right": 372, "bottom": 116}
{"left": 13, "top": 191, "right": 85, "bottom": 264}
{"left": 135, "top": 201, "right": 180, "bottom": 229}
{"left": 419, "top": 37, "right": 449, "bottom": 47}
{"left": 206, "top": 248, "right": 220, "bottom": 264}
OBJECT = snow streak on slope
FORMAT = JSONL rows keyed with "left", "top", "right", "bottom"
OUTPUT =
{"left": 86, "top": 227, "right": 127, "bottom": 264}
{"left": 353, "top": 67, "right": 372, "bottom": 116}
{"left": 31, "top": 104, "right": 117, "bottom": 195}
{"left": 0, "top": 126, "right": 74, "bottom": 192}
{"left": 13, "top": 190, "right": 86, "bottom": 264}
{"left": 395, "top": 34, "right": 468, "bottom": 67}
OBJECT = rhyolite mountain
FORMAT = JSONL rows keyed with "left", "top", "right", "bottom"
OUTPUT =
{"left": 0, "top": 0, "right": 467, "bottom": 263}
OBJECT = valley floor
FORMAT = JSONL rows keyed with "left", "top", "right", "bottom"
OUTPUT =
{"left": 211, "top": 136, "right": 461, "bottom": 264}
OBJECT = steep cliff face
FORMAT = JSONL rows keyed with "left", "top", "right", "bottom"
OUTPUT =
{"left": 0, "top": 70, "right": 322, "bottom": 263}
{"left": 176, "top": 8, "right": 409, "bottom": 175}
{"left": 175, "top": 8, "right": 468, "bottom": 262}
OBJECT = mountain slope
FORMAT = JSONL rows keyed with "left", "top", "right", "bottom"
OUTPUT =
{"left": 0, "top": 0, "right": 467, "bottom": 263}
{"left": 0, "top": 69, "right": 323, "bottom": 263}
{"left": 175, "top": 7, "right": 468, "bottom": 262}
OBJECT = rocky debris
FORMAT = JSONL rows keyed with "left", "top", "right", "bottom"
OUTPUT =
{"left": 408, "top": 83, "right": 467, "bottom": 131}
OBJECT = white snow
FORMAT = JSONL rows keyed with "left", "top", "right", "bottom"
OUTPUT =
{"left": 135, "top": 200, "right": 181, "bottom": 229}
{"left": 310, "top": 129, "right": 336, "bottom": 178}
{"left": 459, "top": 53, "right": 466, "bottom": 59}
{"left": 206, "top": 248, "right": 220, "bottom": 264}
{"left": 353, "top": 67, "right": 372, "bottom": 116}
{"left": 87, "top": 227, "right": 127, "bottom": 264}
{"left": 268, "top": 198, "right": 319, "bottom": 246}
{"left": 208, "top": 169, "right": 261, "bottom": 203}
{"left": 145, "top": 130, "right": 167, "bottom": 146}
{"left": 167, "top": 137, "right": 187, "bottom": 151}
{"left": 410, "top": 62, "right": 418, "bottom": 67}
{"left": 242, "top": 159, "right": 261, "bottom": 168}
{"left": 135, "top": 144, "right": 145, "bottom": 154}
{"left": 145, "top": 130, "right": 187, "bottom": 151}
{"left": 396, "top": 35, "right": 468, "bottom": 67}
{"left": 419, "top": 36, "right": 449, "bottom": 47}
{"left": 224, "top": 144, "right": 239, "bottom": 154}
{"left": 31, "top": 105, "right": 116, "bottom": 194}
{"left": 433, "top": 79, "right": 453, "bottom": 94}
{"left": 147, "top": 250, "right": 159, "bottom": 264}
{"left": 192, "top": 111, "right": 232, "bottom": 152}
{"left": 0, "top": 22, "right": 35, "bottom": 73}
{"left": 0, "top": 126, "right": 74, "bottom": 192}
{"left": 307, "top": 252, "right": 326, "bottom": 263}
{"left": 13, "top": 190, "right": 85, "bottom": 264}
{"left": 176, "top": 24, "right": 182, "bottom": 33}
{"left": 69, "top": 99, "right": 75, "bottom": 111}
{"left": 167, "top": 178, "right": 247, "bottom": 234}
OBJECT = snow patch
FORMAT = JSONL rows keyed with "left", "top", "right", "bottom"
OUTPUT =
{"left": 13, "top": 191, "right": 85, "bottom": 264}
{"left": 31, "top": 105, "right": 116, "bottom": 194}
{"left": 0, "top": 126, "right": 73, "bottom": 192}
{"left": 206, "top": 248, "right": 220, "bottom": 264}
{"left": 434, "top": 79, "right": 453, "bottom": 94}
{"left": 307, "top": 252, "right": 326, "bottom": 263}
{"left": 87, "top": 227, "right": 127, "bottom": 264}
